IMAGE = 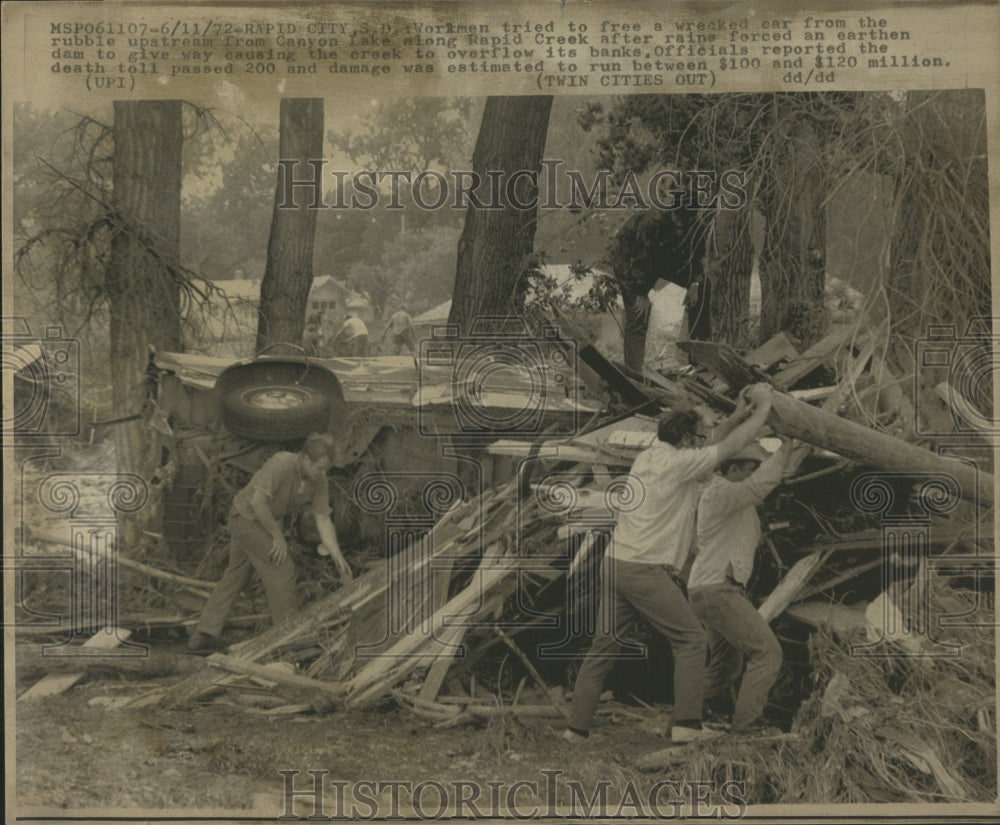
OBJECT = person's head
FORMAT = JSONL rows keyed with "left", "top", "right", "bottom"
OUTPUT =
{"left": 300, "top": 432, "right": 337, "bottom": 478}
{"left": 657, "top": 409, "right": 709, "bottom": 448}
{"left": 719, "top": 443, "right": 769, "bottom": 481}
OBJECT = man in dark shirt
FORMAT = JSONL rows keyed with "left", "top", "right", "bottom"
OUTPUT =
{"left": 188, "top": 432, "right": 351, "bottom": 653}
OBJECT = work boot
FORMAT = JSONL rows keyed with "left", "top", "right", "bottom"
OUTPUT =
{"left": 560, "top": 728, "right": 589, "bottom": 744}
{"left": 187, "top": 630, "right": 227, "bottom": 655}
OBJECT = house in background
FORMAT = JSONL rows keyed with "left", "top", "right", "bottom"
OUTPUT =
{"left": 309, "top": 276, "right": 372, "bottom": 326}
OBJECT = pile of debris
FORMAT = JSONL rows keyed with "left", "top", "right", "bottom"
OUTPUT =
{"left": 19, "top": 319, "right": 994, "bottom": 800}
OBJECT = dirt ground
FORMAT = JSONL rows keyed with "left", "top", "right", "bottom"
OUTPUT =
{"left": 13, "top": 637, "right": 720, "bottom": 820}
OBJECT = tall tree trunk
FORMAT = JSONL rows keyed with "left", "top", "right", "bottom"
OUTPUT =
{"left": 448, "top": 96, "right": 552, "bottom": 334}
{"left": 706, "top": 207, "right": 753, "bottom": 346}
{"left": 257, "top": 98, "right": 324, "bottom": 351}
{"left": 886, "top": 90, "right": 990, "bottom": 437}
{"left": 620, "top": 284, "right": 651, "bottom": 372}
{"left": 108, "top": 100, "right": 183, "bottom": 481}
{"left": 758, "top": 113, "right": 827, "bottom": 346}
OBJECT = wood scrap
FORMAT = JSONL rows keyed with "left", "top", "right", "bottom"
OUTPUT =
{"left": 19, "top": 627, "right": 135, "bottom": 701}
{"left": 493, "top": 625, "right": 568, "bottom": 718}
{"left": 205, "top": 653, "right": 345, "bottom": 700}
{"left": 784, "top": 602, "right": 869, "bottom": 633}
{"left": 746, "top": 331, "right": 799, "bottom": 371}
{"left": 771, "top": 326, "right": 869, "bottom": 391}
{"left": 30, "top": 529, "right": 218, "bottom": 592}
{"left": 143, "top": 489, "right": 496, "bottom": 708}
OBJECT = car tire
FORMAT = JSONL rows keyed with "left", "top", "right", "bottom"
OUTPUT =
{"left": 222, "top": 382, "right": 331, "bottom": 440}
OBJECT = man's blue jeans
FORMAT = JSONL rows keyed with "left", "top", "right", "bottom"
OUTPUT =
{"left": 689, "top": 582, "right": 782, "bottom": 730}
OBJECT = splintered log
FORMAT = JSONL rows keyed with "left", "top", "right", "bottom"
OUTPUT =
{"left": 758, "top": 551, "right": 830, "bottom": 623}
{"left": 205, "top": 653, "right": 346, "bottom": 700}
{"left": 31, "top": 529, "right": 217, "bottom": 593}
{"left": 345, "top": 543, "right": 518, "bottom": 708}
{"left": 679, "top": 341, "right": 993, "bottom": 506}
{"left": 19, "top": 627, "right": 134, "bottom": 700}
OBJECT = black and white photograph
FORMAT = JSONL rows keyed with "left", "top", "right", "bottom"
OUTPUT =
{"left": 4, "top": 1, "right": 998, "bottom": 821}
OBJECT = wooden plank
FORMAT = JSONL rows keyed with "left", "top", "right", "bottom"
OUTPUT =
{"left": 772, "top": 327, "right": 869, "bottom": 390}
{"left": 19, "top": 627, "right": 134, "bottom": 701}
{"left": 746, "top": 332, "right": 799, "bottom": 371}
{"left": 31, "top": 529, "right": 217, "bottom": 591}
{"left": 416, "top": 622, "right": 470, "bottom": 703}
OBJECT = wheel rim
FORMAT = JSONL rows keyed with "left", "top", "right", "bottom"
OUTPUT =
{"left": 239, "top": 386, "right": 312, "bottom": 410}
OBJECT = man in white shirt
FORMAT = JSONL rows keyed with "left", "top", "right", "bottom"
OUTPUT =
{"left": 688, "top": 438, "right": 795, "bottom": 733}
{"left": 564, "top": 384, "right": 774, "bottom": 744}
{"left": 332, "top": 314, "right": 369, "bottom": 357}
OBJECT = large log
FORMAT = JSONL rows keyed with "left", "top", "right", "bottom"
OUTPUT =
{"left": 679, "top": 342, "right": 994, "bottom": 506}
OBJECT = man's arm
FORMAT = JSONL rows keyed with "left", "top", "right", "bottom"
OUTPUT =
{"left": 710, "top": 394, "right": 753, "bottom": 444}
{"left": 249, "top": 487, "right": 288, "bottom": 565}
{"left": 310, "top": 478, "right": 352, "bottom": 582}
{"left": 713, "top": 383, "right": 774, "bottom": 464}
{"left": 315, "top": 512, "right": 352, "bottom": 581}
{"left": 706, "top": 451, "right": 786, "bottom": 517}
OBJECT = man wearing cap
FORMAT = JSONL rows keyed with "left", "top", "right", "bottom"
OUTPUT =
{"left": 687, "top": 437, "right": 796, "bottom": 733}
{"left": 188, "top": 432, "right": 352, "bottom": 654}
{"left": 563, "top": 383, "right": 775, "bottom": 745}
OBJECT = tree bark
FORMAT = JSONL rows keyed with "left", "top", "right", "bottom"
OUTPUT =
{"left": 108, "top": 100, "right": 183, "bottom": 487}
{"left": 257, "top": 98, "right": 324, "bottom": 352}
{"left": 758, "top": 111, "right": 827, "bottom": 346}
{"left": 448, "top": 96, "right": 552, "bottom": 334}
{"left": 679, "top": 340, "right": 993, "bottom": 506}
{"left": 705, "top": 206, "right": 753, "bottom": 345}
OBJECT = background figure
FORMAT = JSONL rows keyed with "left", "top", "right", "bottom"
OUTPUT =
{"left": 332, "top": 313, "right": 370, "bottom": 357}
{"left": 302, "top": 310, "right": 324, "bottom": 356}
{"left": 683, "top": 272, "right": 712, "bottom": 341}
{"left": 688, "top": 438, "right": 797, "bottom": 733}
{"left": 381, "top": 306, "right": 417, "bottom": 354}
